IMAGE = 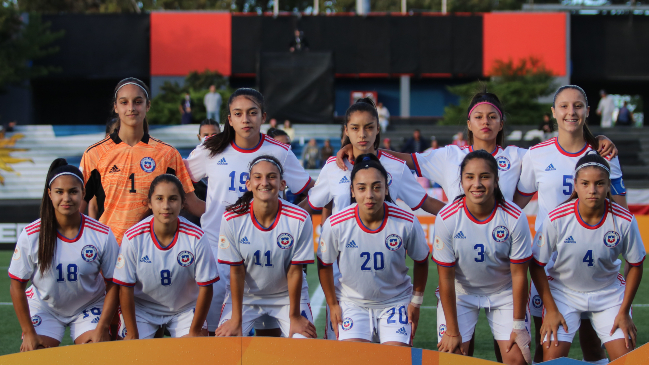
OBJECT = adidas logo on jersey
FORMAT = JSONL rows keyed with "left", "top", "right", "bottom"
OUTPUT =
{"left": 454, "top": 231, "right": 466, "bottom": 239}
{"left": 139, "top": 255, "right": 152, "bottom": 263}
{"left": 91, "top": 317, "right": 100, "bottom": 324}
{"left": 109, "top": 165, "right": 121, "bottom": 173}
{"left": 217, "top": 158, "right": 228, "bottom": 165}
{"left": 346, "top": 240, "right": 358, "bottom": 248}
{"left": 545, "top": 164, "right": 556, "bottom": 171}
{"left": 339, "top": 176, "right": 350, "bottom": 184}
{"left": 240, "top": 237, "right": 250, "bottom": 245}
{"left": 396, "top": 327, "right": 408, "bottom": 335}
{"left": 564, "top": 236, "right": 576, "bottom": 244}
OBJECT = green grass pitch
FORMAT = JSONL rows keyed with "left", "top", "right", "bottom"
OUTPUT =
{"left": 1, "top": 250, "right": 647, "bottom": 361}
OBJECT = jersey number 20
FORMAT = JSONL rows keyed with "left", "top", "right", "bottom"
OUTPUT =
{"left": 360, "top": 252, "right": 384, "bottom": 271}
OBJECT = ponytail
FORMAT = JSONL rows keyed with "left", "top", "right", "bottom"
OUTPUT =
{"left": 341, "top": 98, "right": 381, "bottom": 151}
{"left": 552, "top": 85, "right": 598, "bottom": 150}
{"left": 466, "top": 89, "right": 505, "bottom": 147}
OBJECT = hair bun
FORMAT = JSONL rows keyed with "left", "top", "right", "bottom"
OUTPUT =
{"left": 355, "top": 97, "right": 376, "bottom": 108}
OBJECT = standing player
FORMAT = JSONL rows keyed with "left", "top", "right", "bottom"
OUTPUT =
{"left": 197, "top": 119, "right": 220, "bottom": 143}
{"left": 434, "top": 151, "right": 532, "bottom": 365}
{"left": 114, "top": 174, "right": 218, "bottom": 339}
{"left": 215, "top": 156, "right": 316, "bottom": 338}
{"left": 531, "top": 153, "right": 645, "bottom": 362}
{"left": 318, "top": 154, "right": 429, "bottom": 345}
{"left": 9, "top": 159, "right": 119, "bottom": 350}
{"left": 514, "top": 85, "right": 628, "bottom": 364}
{"left": 184, "top": 88, "right": 313, "bottom": 335}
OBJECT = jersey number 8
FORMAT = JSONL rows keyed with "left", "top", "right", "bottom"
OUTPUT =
{"left": 160, "top": 270, "right": 172, "bottom": 286}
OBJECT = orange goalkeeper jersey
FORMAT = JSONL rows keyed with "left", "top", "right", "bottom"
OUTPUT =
{"left": 80, "top": 132, "right": 194, "bottom": 244}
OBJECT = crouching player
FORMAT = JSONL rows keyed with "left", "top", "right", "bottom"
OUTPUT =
{"left": 114, "top": 174, "right": 218, "bottom": 339}
{"left": 215, "top": 155, "right": 316, "bottom": 338}
{"left": 318, "top": 154, "right": 429, "bottom": 345}
{"left": 531, "top": 153, "right": 645, "bottom": 362}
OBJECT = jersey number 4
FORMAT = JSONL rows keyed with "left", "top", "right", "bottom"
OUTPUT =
{"left": 583, "top": 250, "right": 594, "bottom": 267}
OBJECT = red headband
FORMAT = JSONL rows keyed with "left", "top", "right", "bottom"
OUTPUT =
{"left": 468, "top": 101, "right": 502, "bottom": 119}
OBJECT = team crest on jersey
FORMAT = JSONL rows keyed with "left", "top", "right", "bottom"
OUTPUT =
{"left": 385, "top": 234, "right": 403, "bottom": 251}
{"left": 31, "top": 315, "right": 42, "bottom": 327}
{"left": 115, "top": 254, "right": 125, "bottom": 269}
{"left": 140, "top": 157, "right": 156, "bottom": 173}
{"left": 496, "top": 156, "right": 511, "bottom": 171}
{"left": 438, "top": 324, "right": 446, "bottom": 337}
{"left": 12, "top": 247, "right": 20, "bottom": 260}
{"left": 492, "top": 226, "right": 510, "bottom": 242}
{"left": 603, "top": 231, "right": 621, "bottom": 248}
{"left": 532, "top": 295, "right": 543, "bottom": 309}
{"left": 81, "top": 245, "right": 99, "bottom": 262}
{"left": 342, "top": 318, "right": 353, "bottom": 331}
{"left": 277, "top": 233, "right": 294, "bottom": 249}
{"left": 177, "top": 250, "right": 195, "bottom": 267}
{"left": 387, "top": 172, "right": 393, "bottom": 187}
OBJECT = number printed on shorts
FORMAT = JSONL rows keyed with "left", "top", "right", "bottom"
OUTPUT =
{"left": 160, "top": 269, "right": 172, "bottom": 286}
{"left": 56, "top": 263, "right": 78, "bottom": 282}
{"left": 229, "top": 171, "right": 249, "bottom": 192}
{"left": 387, "top": 305, "right": 408, "bottom": 324}
{"left": 474, "top": 244, "right": 485, "bottom": 262}
{"left": 360, "top": 252, "right": 384, "bottom": 271}
{"left": 82, "top": 307, "right": 102, "bottom": 319}
{"left": 583, "top": 250, "right": 594, "bottom": 267}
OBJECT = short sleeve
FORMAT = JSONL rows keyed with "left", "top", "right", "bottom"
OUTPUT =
{"left": 509, "top": 213, "right": 533, "bottom": 264}
{"left": 516, "top": 149, "right": 537, "bottom": 196}
{"left": 431, "top": 217, "right": 456, "bottom": 267}
{"left": 113, "top": 238, "right": 138, "bottom": 287}
{"left": 80, "top": 149, "right": 101, "bottom": 202}
{"left": 194, "top": 235, "right": 220, "bottom": 286}
{"left": 291, "top": 216, "right": 315, "bottom": 265}
{"left": 8, "top": 229, "right": 35, "bottom": 282}
{"left": 532, "top": 217, "right": 557, "bottom": 267}
{"left": 607, "top": 157, "right": 626, "bottom": 196}
{"left": 307, "top": 166, "right": 332, "bottom": 211}
{"left": 216, "top": 217, "right": 243, "bottom": 265}
{"left": 394, "top": 164, "right": 427, "bottom": 210}
{"left": 317, "top": 219, "right": 339, "bottom": 266}
{"left": 282, "top": 149, "right": 312, "bottom": 195}
{"left": 405, "top": 220, "right": 430, "bottom": 263}
{"left": 183, "top": 145, "right": 208, "bottom": 183}
{"left": 99, "top": 229, "right": 119, "bottom": 280}
{"left": 166, "top": 149, "right": 195, "bottom": 194}
{"left": 411, "top": 147, "right": 447, "bottom": 182}
{"left": 623, "top": 218, "right": 646, "bottom": 266}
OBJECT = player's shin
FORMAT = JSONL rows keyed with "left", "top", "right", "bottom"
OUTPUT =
{"left": 188, "top": 285, "right": 213, "bottom": 337}
{"left": 91, "top": 281, "right": 120, "bottom": 342}
{"left": 119, "top": 286, "right": 139, "bottom": 340}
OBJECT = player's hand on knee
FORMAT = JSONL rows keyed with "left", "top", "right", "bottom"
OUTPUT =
{"left": 329, "top": 303, "right": 343, "bottom": 340}
{"left": 123, "top": 330, "right": 139, "bottom": 341}
{"left": 89, "top": 326, "right": 111, "bottom": 343}
{"left": 215, "top": 319, "right": 242, "bottom": 337}
{"left": 437, "top": 332, "right": 464, "bottom": 355}
{"left": 407, "top": 304, "right": 420, "bottom": 339}
{"left": 611, "top": 311, "right": 636, "bottom": 349}
{"left": 335, "top": 144, "right": 354, "bottom": 170}
{"left": 289, "top": 315, "right": 317, "bottom": 339}
{"left": 508, "top": 326, "right": 532, "bottom": 364}
{"left": 540, "top": 310, "right": 566, "bottom": 349}
{"left": 20, "top": 332, "right": 45, "bottom": 352}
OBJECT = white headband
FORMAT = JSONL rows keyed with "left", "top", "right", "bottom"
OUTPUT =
{"left": 249, "top": 158, "right": 283, "bottom": 175}
{"left": 115, "top": 82, "right": 149, "bottom": 100}
{"left": 49, "top": 172, "right": 84, "bottom": 187}
{"left": 575, "top": 162, "right": 610, "bottom": 176}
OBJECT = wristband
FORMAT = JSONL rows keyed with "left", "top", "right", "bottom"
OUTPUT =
{"left": 512, "top": 319, "right": 526, "bottom": 330}
{"left": 410, "top": 291, "right": 424, "bottom": 307}
{"left": 444, "top": 332, "right": 460, "bottom": 338}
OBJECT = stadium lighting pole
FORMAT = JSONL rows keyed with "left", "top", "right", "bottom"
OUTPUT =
{"left": 274, "top": 0, "right": 279, "bottom": 16}
{"left": 401, "top": 0, "right": 406, "bottom": 13}
{"left": 314, "top": 0, "right": 319, "bottom": 14}
{"left": 442, "top": 0, "right": 447, "bottom": 13}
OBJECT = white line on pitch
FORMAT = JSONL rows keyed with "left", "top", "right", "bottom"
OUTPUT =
{"left": 310, "top": 285, "right": 326, "bottom": 321}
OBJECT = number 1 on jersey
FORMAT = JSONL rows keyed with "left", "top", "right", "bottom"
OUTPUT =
{"left": 129, "top": 173, "right": 136, "bottom": 193}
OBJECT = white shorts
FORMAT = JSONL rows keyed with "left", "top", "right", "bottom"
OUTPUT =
{"left": 337, "top": 301, "right": 412, "bottom": 345}
{"left": 117, "top": 305, "right": 204, "bottom": 339}
{"left": 219, "top": 302, "right": 314, "bottom": 338}
{"left": 26, "top": 295, "right": 104, "bottom": 342}
{"left": 324, "top": 262, "right": 342, "bottom": 340}
{"left": 529, "top": 282, "right": 544, "bottom": 318}
{"left": 543, "top": 275, "right": 628, "bottom": 344}
{"left": 436, "top": 287, "right": 531, "bottom": 343}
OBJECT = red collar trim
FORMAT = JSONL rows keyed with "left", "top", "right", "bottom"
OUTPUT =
{"left": 355, "top": 203, "right": 388, "bottom": 234}
{"left": 150, "top": 217, "right": 180, "bottom": 250}
{"left": 231, "top": 134, "right": 264, "bottom": 153}
{"left": 468, "top": 145, "right": 501, "bottom": 156}
{"left": 463, "top": 197, "right": 497, "bottom": 224}
{"left": 251, "top": 200, "right": 281, "bottom": 231}
{"left": 575, "top": 199, "right": 608, "bottom": 230}
{"left": 554, "top": 139, "right": 588, "bottom": 157}
{"left": 57, "top": 214, "right": 85, "bottom": 243}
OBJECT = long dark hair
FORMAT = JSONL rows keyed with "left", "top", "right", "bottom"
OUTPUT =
{"left": 341, "top": 98, "right": 381, "bottom": 151}
{"left": 204, "top": 88, "right": 265, "bottom": 157}
{"left": 199, "top": 118, "right": 220, "bottom": 135}
{"left": 349, "top": 153, "right": 393, "bottom": 204}
{"left": 454, "top": 150, "right": 506, "bottom": 206}
{"left": 565, "top": 152, "right": 613, "bottom": 203}
{"left": 552, "top": 85, "right": 599, "bottom": 150}
{"left": 139, "top": 174, "right": 187, "bottom": 221}
{"left": 39, "top": 159, "right": 84, "bottom": 276}
{"left": 111, "top": 77, "right": 151, "bottom": 135}
{"left": 466, "top": 90, "right": 505, "bottom": 147}
{"left": 226, "top": 155, "right": 284, "bottom": 215}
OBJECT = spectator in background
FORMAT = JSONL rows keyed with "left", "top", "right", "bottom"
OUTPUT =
{"left": 289, "top": 29, "right": 309, "bottom": 52}
{"left": 382, "top": 137, "right": 391, "bottom": 150}
{"left": 197, "top": 119, "right": 220, "bottom": 142}
{"left": 320, "top": 139, "right": 334, "bottom": 166}
{"left": 424, "top": 136, "right": 439, "bottom": 153}
{"left": 616, "top": 101, "right": 634, "bottom": 127}
{"left": 281, "top": 119, "right": 296, "bottom": 141}
{"left": 268, "top": 118, "right": 278, "bottom": 129}
{"left": 302, "top": 138, "right": 320, "bottom": 169}
{"left": 597, "top": 89, "right": 615, "bottom": 128}
{"left": 451, "top": 131, "right": 467, "bottom": 148}
{"left": 267, "top": 128, "right": 291, "bottom": 145}
{"left": 539, "top": 113, "right": 554, "bottom": 133}
{"left": 203, "top": 85, "right": 222, "bottom": 123}
{"left": 179, "top": 92, "right": 193, "bottom": 125}
{"left": 377, "top": 102, "right": 390, "bottom": 133}
{"left": 401, "top": 129, "right": 426, "bottom": 153}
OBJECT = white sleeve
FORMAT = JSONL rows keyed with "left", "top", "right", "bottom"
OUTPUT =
{"left": 183, "top": 145, "right": 208, "bottom": 182}
{"left": 394, "top": 164, "right": 427, "bottom": 210}
{"left": 405, "top": 220, "right": 430, "bottom": 263}
{"left": 7, "top": 229, "right": 35, "bottom": 283}
{"left": 411, "top": 147, "right": 447, "bottom": 183}
{"left": 292, "top": 216, "right": 315, "bottom": 264}
{"left": 432, "top": 217, "right": 456, "bottom": 267}
{"left": 306, "top": 165, "right": 332, "bottom": 210}
{"left": 216, "top": 216, "right": 243, "bottom": 265}
{"left": 194, "top": 235, "right": 220, "bottom": 286}
{"left": 509, "top": 213, "right": 533, "bottom": 263}
{"left": 282, "top": 149, "right": 312, "bottom": 195}
{"left": 516, "top": 149, "right": 537, "bottom": 196}
{"left": 532, "top": 217, "right": 557, "bottom": 267}
{"left": 316, "top": 218, "right": 338, "bottom": 266}
{"left": 99, "top": 229, "right": 119, "bottom": 280}
{"left": 623, "top": 218, "right": 646, "bottom": 267}
{"left": 113, "top": 238, "right": 138, "bottom": 287}
{"left": 517, "top": 147, "right": 528, "bottom": 160}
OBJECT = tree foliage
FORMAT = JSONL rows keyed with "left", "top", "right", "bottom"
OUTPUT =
{"left": 442, "top": 57, "right": 556, "bottom": 126}
{"left": 147, "top": 69, "right": 234, "bottom": 125}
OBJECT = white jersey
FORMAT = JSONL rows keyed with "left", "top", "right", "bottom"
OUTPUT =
{"left": 432, "top": 198, "right": 533, "bottom": 296}
{"left": 217, "top": 199, "right": 314, "bottom": 305}
{"left": 113, "top": 216, "right": 219, "bottom": 316}
{"left": 184, "top": 134, "right": 312, "bottom": 246}
{"left": 317, "top": 202, "right": 429, "bottom": 308}
{"left": 412, "top": 145, "right": 525, "bottom": 201}
{"left": 517, "top": 137, "right": 625, "bottom": 230}
{"left": 307, "top": 151, "right": 428, "bottom": 213}
{"left": 534, "top": 199, "right": 645, "bottom": 292}
{"left": 8, "top": 215, "right": 118, "bottom": 319}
